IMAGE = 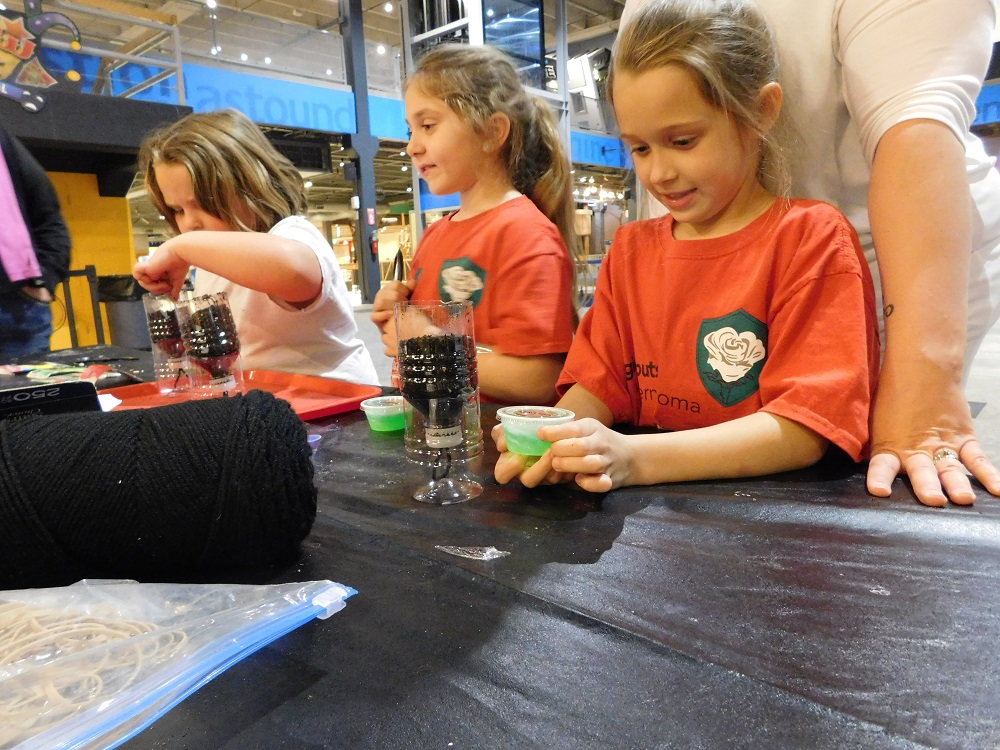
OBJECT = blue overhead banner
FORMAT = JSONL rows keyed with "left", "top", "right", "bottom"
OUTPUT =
{"left": 570, "top": 130, "right": 627, "bottom": 168}
{"left": 35, "top": 51, "right": 402, "bottom": 137}
{"left": 418, "top": 179, "right": 459, "bottom": 212}
{"left": 40, "top": 47, "right": 628, "bottom": 162}
{"left": 975, "top": 82, "right": 1000, "bottom": 127}
{"left": 183, "top": 64, "right": 355, "bottom": 132}
{"left": 370, "top": 95, "right": 408, "bottom": 140}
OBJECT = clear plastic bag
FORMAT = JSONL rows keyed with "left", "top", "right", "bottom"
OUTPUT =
{"left": 0, "top": 578, "right": 356, "bottom": 749}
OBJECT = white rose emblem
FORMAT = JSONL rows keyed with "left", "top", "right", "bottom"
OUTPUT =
{"left": 703, "top": 327, "right": 766, "bottom": 382}
{"left": 441, "top": 266, "right": 484, "bottom": 301}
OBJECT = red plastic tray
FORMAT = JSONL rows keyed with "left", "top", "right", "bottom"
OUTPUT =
{"left": 100, "top": 370, "right": 382, "bottom": 420}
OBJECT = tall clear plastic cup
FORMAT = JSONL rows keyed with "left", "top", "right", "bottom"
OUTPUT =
{"left": 142, "top": 293, "right": 190, "bottom": 395}
{"left": 174, "top": 291, "right": 245, "bottom": 398}
{"left": 395, "top": 300, "right": 483, "bottom": 504}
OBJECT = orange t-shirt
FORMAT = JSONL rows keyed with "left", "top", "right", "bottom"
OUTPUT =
{"left": 410, "top": 196, "right": 575, "bottom": 357}
{"left": 558, "top": 199, "right": 880, "bottom": 461}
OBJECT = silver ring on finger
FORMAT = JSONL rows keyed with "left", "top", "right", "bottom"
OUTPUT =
{"left": 932, "top": 448, "right": 959, "bottom": 464}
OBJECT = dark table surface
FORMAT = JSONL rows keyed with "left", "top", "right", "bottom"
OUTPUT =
{"left": 121, "top": 402, "right": 1000, "bottom": 750}
{"left": 1, "top": 344, "right": 153, "bottom": 388}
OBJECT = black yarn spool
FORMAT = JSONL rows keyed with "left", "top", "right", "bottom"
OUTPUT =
{"left": 0, "top": 390, "right": 317, "bottom": 590}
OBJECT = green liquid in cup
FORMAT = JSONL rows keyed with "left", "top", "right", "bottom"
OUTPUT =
{"left": 498, "top": 406, "right": 575, "bottom": 459}
{"left": 367, "top": 411, "right": 406, "bottom": 432}
{"left": 504, "top": 425, "right": 552, "bottom": 456}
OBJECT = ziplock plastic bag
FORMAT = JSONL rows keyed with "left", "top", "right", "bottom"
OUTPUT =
{"left": 0, "top": 578, "right": 356, "bottom": 749}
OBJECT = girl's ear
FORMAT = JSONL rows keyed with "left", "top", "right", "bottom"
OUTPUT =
{"left": 758, "top": 82, "right": 783, "bottom": 134}
{"left": 486, "top": 112, "right": 512, "bottom": 150}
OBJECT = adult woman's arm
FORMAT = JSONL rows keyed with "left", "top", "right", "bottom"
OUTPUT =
{"left": 836, "top": 0, "right": 1000, "bottom": 504}
{"left": 866, "top": 120, "right": 1000, "bottom": 505}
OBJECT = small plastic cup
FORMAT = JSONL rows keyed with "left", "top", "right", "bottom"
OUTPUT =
{"left": 496, "top": 406, "right": 576, "bottom": 457}
{"left": 360, "top": 395, "right": 406, "bottom": 432}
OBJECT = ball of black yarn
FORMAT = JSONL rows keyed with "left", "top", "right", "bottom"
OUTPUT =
{"left": 0, "top": 390, "right": 317, "bottom": 589}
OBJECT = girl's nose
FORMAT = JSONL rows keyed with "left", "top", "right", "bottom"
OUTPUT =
{"left": 646, "top": 150, "right": 677, "bottom": 186}
{"left": 178, "top": 213, "right": 199, "bottom": 233}
{"left": 406, "top": 138, "right": 420, "bottom": 156}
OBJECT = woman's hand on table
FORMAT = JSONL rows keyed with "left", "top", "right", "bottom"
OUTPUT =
{"left": 867, "top": 358, "right": 1000, "bottom": 506}
{"left": 370, "top": 280, "right": 414, "bottom": 357}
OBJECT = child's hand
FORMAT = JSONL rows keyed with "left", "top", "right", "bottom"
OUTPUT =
{"left": 491, "top": 423, "right": 575, "bottom": 488}
{"left": 494, "top": 419, "right": 635, "bottom": 493}
{"left": 544, "top": 419, "right": 636, "bottom": 492}
{"left": 133, "top": 241, "right": 191, "bottom": 300}
{"left": 371, "top": 280, "right": 414, "bottom": 357}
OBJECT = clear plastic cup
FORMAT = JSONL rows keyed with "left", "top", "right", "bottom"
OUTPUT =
{"left": 360, "top": 395, "right": 406, "bottom": 432}
{"left": 175, "top": 291, "right": 244, "bottom": 398}
{"left": 394, "top": 300, "right": 482, "bottom": 504}
{"left": 142, "top": 293, "right": 190, "bottom": 395}
{"left": 496, "top": 406, "right": 576, "bottom": 457}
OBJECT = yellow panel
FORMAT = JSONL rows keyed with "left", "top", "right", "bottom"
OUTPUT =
{"left": 47, "top": 172, "right": 136, "bottom": 350}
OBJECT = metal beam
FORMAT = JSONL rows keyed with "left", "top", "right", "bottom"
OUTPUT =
{"left": 340, "top": 0, "right": 382, "bottom": 304}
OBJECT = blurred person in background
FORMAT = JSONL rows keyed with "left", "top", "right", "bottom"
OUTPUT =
{"left": 0, "top": 122, "right": 71, "bottom": 360}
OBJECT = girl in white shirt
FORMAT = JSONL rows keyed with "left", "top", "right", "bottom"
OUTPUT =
{"left": 133, "top": 108, "right": 378, "bottom": 385}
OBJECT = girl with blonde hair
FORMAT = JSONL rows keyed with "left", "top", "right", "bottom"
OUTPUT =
{"left": 495, "top": 0, "right": 881, "bottom": 491}
{"left": 371, "top": 44, "right": 578, "bottom": 405}
{"left": 133, "top": 108, "right": 377, "bottom": 384}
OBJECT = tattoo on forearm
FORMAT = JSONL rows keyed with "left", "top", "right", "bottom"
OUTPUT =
{"left": 884, "top": 304, "right": 894, "bottom": 318}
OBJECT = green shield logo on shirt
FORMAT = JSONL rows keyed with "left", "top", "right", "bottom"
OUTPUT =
{"left": 696, "top": 309, "right": 768, "bottom": 407}
{"left": 439, "top": 257, "right": 486, "bottom": 306}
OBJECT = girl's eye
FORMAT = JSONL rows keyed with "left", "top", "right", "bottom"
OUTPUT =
{"left": 628, "top": 144, "right": 648, "bottom": 155}
{"left": 672, "top": 136, "right": 696, "bottom": 148}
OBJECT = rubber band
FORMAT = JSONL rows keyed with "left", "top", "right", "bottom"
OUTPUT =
{"left": 0, "top": 602, "right": 187, "bottom": 744}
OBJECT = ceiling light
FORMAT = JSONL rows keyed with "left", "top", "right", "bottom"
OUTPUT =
{"left": 240, "top": 53, "right": 248, "bottom": 61}
{"left": 326, "top": 69, "right": 333, "bottom": 75}
{"left": 486, "top": 8, "right": 494, "bottom": 16}
{"left": 406, "top": 187, "right": 412, "bottom": 192}
{"left": 210, "top": 45, "right": 220, "bottom": 55}
{"left": 383, "top": 1, "right": 393, "bottom": 11}
{"left": 304, "top": 180, "right": 313, "bottom": 188}
{"left": 401, "top": 165, "right": 408, "bottom": 171}
{"left": 205, "top": 0, "right": 217, "bottom": 7}
{"left": 399, "top": 151, "right": 406, "bottom": 157}
{"left": 376, "top": 44, "right": 386, "bottom": 55}
{"left": 264, "top": 56, "right": 272, "bottom": 64}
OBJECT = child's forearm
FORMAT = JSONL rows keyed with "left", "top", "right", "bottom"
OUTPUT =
{"left": 625, "top": 412, "right": 829, "bottom": 485}
{"left": 556, "top": 383, "right": 614, "bottom": 425}
{"left": 170, "top": 232, "right": 322, "bottom": 303}
{"left": 477, "top": 351, "right": 565, "bottom": 404}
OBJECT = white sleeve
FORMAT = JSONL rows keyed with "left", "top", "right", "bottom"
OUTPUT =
{"left": 836, "top": 0, "right": 997, "bottom": 163}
